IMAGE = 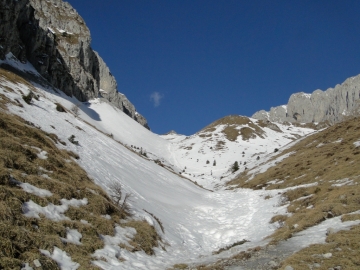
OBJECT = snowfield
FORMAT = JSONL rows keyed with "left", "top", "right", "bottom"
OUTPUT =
{"left": 1, "top": 56, "right": 359, "bottom": 269}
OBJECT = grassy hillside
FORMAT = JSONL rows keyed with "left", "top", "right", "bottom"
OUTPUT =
{"left": 227, "top": 116, "right": 360, "bottom": 269}
{"left": 0, "top": 70, "right": 160, "bottom": 269}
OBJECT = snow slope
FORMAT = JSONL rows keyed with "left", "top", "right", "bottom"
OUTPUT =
{"left": 160, "top": 117, "right": 315, "bottom": 189}
{"left": 1, "top": 56, "right": 359, "bottom": 269}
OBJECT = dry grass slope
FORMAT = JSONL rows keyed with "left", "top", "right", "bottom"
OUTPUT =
{"left": 0, "top": 72, "right": 161, "bottom": 268}
{"left": 198, "top": 115, "right": 267, "bottom": 141}
{"left": 227, "top": 116, "right": 360, "bottom": 269}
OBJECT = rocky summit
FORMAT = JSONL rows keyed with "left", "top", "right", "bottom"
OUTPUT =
{"left": 0, "top": 0, "right": 149, "bottom": 129}
{"left": 252, "top": 74, "right": 360, "bottom": 124}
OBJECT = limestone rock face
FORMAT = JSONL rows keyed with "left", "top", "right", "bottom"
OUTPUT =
{"left": 0, "top": 0, "right": 149, "bottom": 129}
{"left": 252, "top": 74, "right": 360, "bottom": 124}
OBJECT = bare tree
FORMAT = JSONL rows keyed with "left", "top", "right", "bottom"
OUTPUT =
{"left": 109, "top": 181, "right": 132, "bottom": 215}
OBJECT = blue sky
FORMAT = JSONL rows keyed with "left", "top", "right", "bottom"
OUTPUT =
{"left": 68, "top": 0, "right": 360, "bottom": 135}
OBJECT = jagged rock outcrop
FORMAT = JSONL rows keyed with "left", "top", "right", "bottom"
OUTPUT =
{"left": 164, "top": 130, "right": 178, "bottom": 135}
{"left": 0, "top": 0, "right": 149, "bottom": 129}
{"left": 253, "top": 74, "right": 360, "bottom": 124}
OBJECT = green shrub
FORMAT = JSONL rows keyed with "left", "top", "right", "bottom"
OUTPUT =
{"left": 22, "top": 92, "right": 33, "bottom": 104}
{"left": 231, "top": 161, "right": 239, "bottom": 172}
{"left": 55, "top": 103, "right": 66, "bottom": 112}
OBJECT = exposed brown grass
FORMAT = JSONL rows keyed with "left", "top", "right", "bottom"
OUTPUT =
{"left": 0, "top": 68, "right": 37, "bottom": 93}
{"left": 124, "top": 220, "right": 160, "bottom": 255}
{"left": 225, "top": 116, "right": 360, "bottom": 269}
{"left": 197, "top": 115, "right": 267, "bottom": 141}
{"left": 228, "top": 116, "right": 360, "bottom": 190}
{"left": 0, "top": 108, "right": 160, "bottom": 268}
{"left": 279, "top": 224, "right": 360, "bottom": 269}
{"left": 212, "top": 239, "right": 249, "bottom": 255}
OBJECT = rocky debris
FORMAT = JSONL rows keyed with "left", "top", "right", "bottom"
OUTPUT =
{"left": 193, "top": 245, "right": 294, "bottom": 270}
{"left": 252, "top": 75, "right": 360, "bottom": 125}
{"left": 0, "top": 0, "right": 149, "bottom": 129}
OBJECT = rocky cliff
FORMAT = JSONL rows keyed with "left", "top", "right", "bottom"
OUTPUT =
{"left": 252, "top": 74, "right": 360, "bottom": 124}
{"left": 0, "top": 0, "right": 149, "bottom": 129}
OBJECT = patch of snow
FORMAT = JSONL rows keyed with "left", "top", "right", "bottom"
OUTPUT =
{"left": 80, "top": 219, "right": 90, "bottom": 225}
{"left": 22, "top": 198, "right": 88, "bottom": 221}
{"left": 38, "top": 166, "right": 53, "bottom": 173}
{"left": 354, "top": 140, "right": 360, "bottom": 147}
{"left": 294, "top": 194, "right": 313, "bottom": 202}
{"left": 21, "top": 263, "right": 33, "bottom": 270}
{"left": 60, "top": 228, "right": 82, "bottom": 245}
{"left": 284, "top": 182, "right": 318, "bottom": 191}
{"left": 37, "top": 150, "right": 48, "bottom": 159}
{"left": 301, "top": 93, "right": 311, "bottom": 98}
{"left": 0, "top": 52, "right": 39, "bottom": 75}
{"left": 40, "top": 247, "right": 80, "bottom": 270}
{"left": 92, "top": 226, "right": 137, "bottom": 268}
{"left": 330, "top": 178, "right": 354, "bottom": 187}
{"left": 10, "top": 176, "right": 52, "bottom": 197}
{"left": 47, "top": 27, "right": 55, "bottom": 34}
{"left": 279, "top": 212, "right": 360, "bottom": 254}
{"left": 20, "top": 182, "right": 53, "bottom": 197}
{"left": 267, "top": 179, "right": 284, "bottom": 185}
{"left": 294, "top": 174, "right": 306, "bottom": 180}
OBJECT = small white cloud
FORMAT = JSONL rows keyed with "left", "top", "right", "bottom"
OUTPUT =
{"left": 150, "top": 92, "right": 163, "bottom": 107}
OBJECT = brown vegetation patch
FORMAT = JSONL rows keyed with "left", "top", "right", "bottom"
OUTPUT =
{"left": 226, "top": 116, "right": 360, "bottom": 268}
{"left": 0, "top": 109, "right": 160, "bottom": 268}
{"left": 279, "top": 224, "right": 360, "bottom": 269}
{"left": 124, "top": 220, "right": 160, "bottom": 255}
{"left": 55, "top": 103, "right": 66, "bottom": 113}
{"left": 0, "top": 68, "right": 37, "bottom": 93}
{"left": 195, "top": 115, "right": 268, "bottom": 142}
{"left": 215, "top": 140, "right": 226, "bottom": 150}
{"left": 229, "top": 116, "right": 360, "bottom": 190}
{"left": 257, "top": 119, "right": 283, "bottom": 132}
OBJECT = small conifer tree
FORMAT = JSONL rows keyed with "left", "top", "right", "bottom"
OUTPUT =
{"left": 231, "top": 161, "right": 239, "bottom": 173}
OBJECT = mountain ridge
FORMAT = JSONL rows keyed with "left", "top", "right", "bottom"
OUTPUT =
{"left": 252, "top": 73, "right": 360, "bottom": 125}
{"left": 0, "top": 0, "right": 149, "bottom": 129}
